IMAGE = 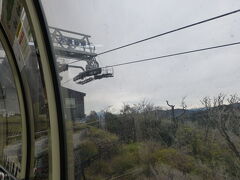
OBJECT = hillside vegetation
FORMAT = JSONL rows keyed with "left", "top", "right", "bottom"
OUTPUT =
{"left": 74, "top": 94, "right": 240, "bottom": 180}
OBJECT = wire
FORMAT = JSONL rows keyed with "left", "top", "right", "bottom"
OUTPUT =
{"left": 65, "top": 9, "right": 240, "bottom": 65}
{"left": 97, "top": 9, "right": 240, "bottom": 56}
{"left": 104, "top": 41, "right": 240, "bottom": 68}
{"left": 62, "top": 41, "right": 240, "bottom": 85}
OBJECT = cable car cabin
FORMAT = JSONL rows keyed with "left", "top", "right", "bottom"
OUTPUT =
{"left": 94, "top": 67, "right": 114, "bottom": 79}
{"left": 73, "top": 68, "right": 102, "bottom": 81}
{"left": 75, "top": 67, "right": 114, "bottom": 85}
{"left": 76, "top": 77, "right": 95, "bottom": 85}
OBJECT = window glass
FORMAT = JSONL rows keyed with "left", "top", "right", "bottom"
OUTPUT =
{"left": 0, "top": 1, "right": 51, "bottom": 179}
{"left": 41, "top": 0, "right": 240, "bottom": 179}
{"left": 0, "top": 42, "right": 22, "bottom": 179}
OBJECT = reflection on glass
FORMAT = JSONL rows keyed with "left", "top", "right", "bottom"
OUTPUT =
{"left": 0, "top": 43, "right": 22, "bottom": 179}
{"left": 1, "top": 0, "right": 51, "bottom": 179}
{"left": 41, "top": 0, "right": 240, "bottom": 179}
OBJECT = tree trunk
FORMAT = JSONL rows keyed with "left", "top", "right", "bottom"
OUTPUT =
{"left": 220, "top": 128, "right": 240, "bottom": 161}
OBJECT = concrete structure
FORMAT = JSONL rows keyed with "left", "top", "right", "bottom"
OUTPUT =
{"left": 61, "top": 88, "right": 86, "bottom": 122}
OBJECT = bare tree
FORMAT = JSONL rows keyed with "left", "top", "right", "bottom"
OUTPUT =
{"left": 178, "top": 97, "right": 187, "bottom": 120}
{"left": 133, "top": 99, "right": 154, "bottom": 114}
{"left": 166, "top": 100, "right": 176, "bottom": 125}
{"left": 200, "top": 96, "right": 213, "bottom": 141}
{"left": 166, "top": 98, "right": 187, "bottom": 135}
{"left": 201, "top": 94, "right": 240, "bottom": 161}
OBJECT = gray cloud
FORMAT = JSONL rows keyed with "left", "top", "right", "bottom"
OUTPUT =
{"left": 42, "top": 0, "right": 240, "bottom": 113}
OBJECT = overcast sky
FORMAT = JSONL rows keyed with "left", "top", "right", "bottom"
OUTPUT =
{"left": 41, "top": 0, "right": 240, "bottom": 113}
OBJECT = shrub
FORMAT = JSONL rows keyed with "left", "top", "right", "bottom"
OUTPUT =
{"left": 154, "top": 148, "right": 195, "bottom": 174}
{"left": 78, "top": 141, "right": 98, "bottom": 162}
{"left": 88, "top": 127, "right": 119, "bottom": 158}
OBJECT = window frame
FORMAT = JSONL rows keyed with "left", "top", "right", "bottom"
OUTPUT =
{"left": 21, "top": 1, "right": 67, "bottom": 180}
{"left": 0, "top": 24, "right": 29, "bottom": 179}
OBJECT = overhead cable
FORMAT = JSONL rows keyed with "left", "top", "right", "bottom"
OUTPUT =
{"left": 104, "top": 41, "right": 240, "bottom": 67}
{"left": 97, "top": 9, "right": 240, "bottom": 56}
{"left": 62, "top": 41, "right": 240, "bottom": 85}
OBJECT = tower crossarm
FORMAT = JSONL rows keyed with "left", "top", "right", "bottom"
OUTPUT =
{"left": 49, "top": 26, "right": 99, "bottom": 70}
